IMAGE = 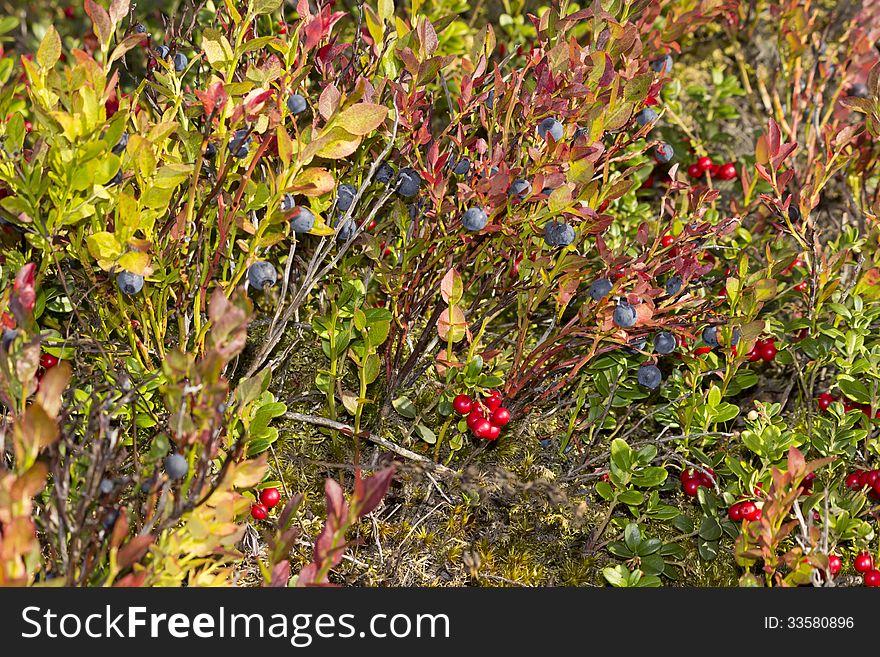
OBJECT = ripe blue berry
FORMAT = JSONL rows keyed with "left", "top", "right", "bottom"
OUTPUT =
{"left": 173, "top": 52, "right": 188, "bottom": 73}
{"left": 654, "top": 142, "right": 674, "bottom": 163}
{"left": 509, "top": 179, "right": 532, "bottom": 200}
{"left": 613, "top": 301, "right": 637, "bottom": 328}
{"left": 452, "top": 158, "right": 471, "bottom": 176}
{"left": 589, "top": 278, "right": 613, "bottom": 300}
{"left": 653, "top": 332, "right": 677, "bottom": 354}
{"left": 112, "top": 132, "right": 129, "bottom": 155}
{"left": 335, "top": 216, "right": 355, "bottom": 241}
{"left": 396, "top": 167, "right": 421, "bottom": 198}
{"left": 485, "top": 90, "right": 494, "bottom": 109}
{"left": 375, "top": 162, "right": 395, "bottom": 184}
{"left": 117, "top": 271, "right": 144, "bottom": 296}
{"left": 702, "top": 326, "right": 719, "bottom": 347}
{"left": 289, "top": 205, "right": 315, "bottom": 233}
{"left": 287, "top": 93, "right": 307, "bottom": 114}
{"left": 573, "top": 126, "right": 589, "bottom": 140}
{"left": 164, "top": 453, "right": 188, "bottom": 480}
{"left": 99, "top": 479, "right": 114, "bottom": 495}
{"left": 638, "top": 364, "right": 663, "bottom": 389}
{"left": 134, "top": 24, "right": 147, "bottom": 34}
{"left": 849, "top": 83, "right": 869, "bottom": 98}
{"left": 537, "top": 117, "right": 564, "bottom": 141}
{"left": 230, "top": 129, "right": 251, "bottom": 159}
{"left": 665, "top": 275, "right": 683, "bottom": 296}
{"left": 625, "top": 336, "right": 647, "bottom": 354}
{"left": 462, "top": 207, "right": 488, "bottom": 232}
{"left": 635, "top": 108, "right": 658, "bottom": 127}
{"left": 544, "top": 221, "right": 575, "bottom": 247}
{"left": 204, "top": 142, "right": 216, "bottom": 159}
{"left": 336, "top": 183, "right": 357, "bottom": 212}
{"left": 155, "top": 45, "right": 170, "bottom": 59}
{"left": 650, "top": 54, "right": 673, "bottom": 74}
{"left": 109, "top": 170, "right": 123, "bottom": 186}
{"left": 247, "top": 261, "right": 277, "bottom": 290}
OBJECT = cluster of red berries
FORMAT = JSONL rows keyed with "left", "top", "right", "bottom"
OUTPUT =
{"left": 250, "top": 487, "right": 281, "bottom": 520}
{"left": 745, "top": 337, "right": 778, "bottom": 362}
{"left": 453, "top": 390, "right": 511, "bottom": 441}
{"left": 727, "top": 499, "right": 763, "bottom": 522}
{"left": 679, "top": 467, "right": 715, "bottom": 497}
{"left": 686, "top": 157, "right": 737, "bottom": 181}
{"left": 845, "top": 469, "right": 880, "bottom": 499}
{"left": 854, "top": 552, "right": 880, "bottom": 587}
{"left": 819, "top": 393, "right": 879, "bottom": 418}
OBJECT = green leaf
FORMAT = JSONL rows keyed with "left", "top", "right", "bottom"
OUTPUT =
{"left": 610, "top": 438, "right": 633, "bottom": 472}
{"left": 618, "top": 490, "right": 644, "bottom": 506}
{"left": 698, "top": 515, "right": 723, "bottom": 541}
{"left": 392, "top": 396, "right": 417, "bottom": 419}
{"left": 602, "top": 565, "right": 629, "bottom": 587}
{"left": 37, "top": 26, "right": 62, "bottom": 70}
{"left": 335, "top": 103, "right": 389, "bottom": 136}
{"left": 254, "top": 0, "right": 283, "bottom": 14}
{"left": 607, "top": 541, "right": 634, "bottom": 558}
{"left": 414, "top": 423, "right": 436, "bottom": 444}
{"left": 595, "top": 481, "right": 614, "bottom": 501}
{"left": 624, "top": 523, "right": 641, "bottom": 553}
{"left": 838, "top": 377, "right": 872, "bottom": 404}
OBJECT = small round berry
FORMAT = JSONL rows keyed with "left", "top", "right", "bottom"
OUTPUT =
{"left": 508, "top": 178, "right": 532, "bottom": 200}
{"left": 289, "top": 205, "right": 315, "bottom": 233}
{"left": 589, "top": 278, "right": 613, "bottom": 301}
{"left": 828, "top": 554, "right": 842, "bottom": 576}
{"left": 702, "top": 326, "right": 719, "bottom": 347}
{"left": 637, "top": 364, "right": 662, "bottom": 390}
{"left": 697, "top": 156, "right": 713, "bottom": 172}
{"left": 99, "top": 479, "right": 114, "bottom": 495}
{"left": 375, "top": 162, "right": 396, "bottom": 184}
{"left": 665, "top": 275, "right": 683, "bottom": 296}
{"left": 247, "top": 261, "right": 277, "bottom": 290}
{"left": 336, "top": 183, "right": 357, "bottom": 212}
{"left": 40, "top": 353, "right": 59, "bottom": 369}
{"left": 793, "top": 280, "right": 808, "bottom": 293}
{"left": 728, "top": 503, "right": 744, "bottom": 522}
{"left": 164, "top": 453, "right": 188, "bottom": 481}
{"left": 738, "top": 501, "right": 757, "bottom": 520}
{"left": 635, "top": 108, "right": 658, "bottom": 127}
{"left": 537, "top": 117, "right": 564, "bottom": 141}
{"left": 865, "top": 569, "right": 880, "bottom": 587}
{"left": 717, "top": 163, "right": 737, "bottom": 181}
{"left": 854, "top": 552, "right": 874, "bottom": 573}
{"left": 544, "top": 221, "right": 576, "bottom": 247}
{"left": 758, "top": 341, "right": 778, "bottom": 362}
{"left": 845, "top": 472, "right": 862, "bottom": 491}
{"left": 250, "top": 504, "right": 268, "bottom": 520}
{"left": 172, "top": 52, "right": 188, "bottom": 73}
{"left": 287, "top": 93, "right": 307, "bottom": 114}
{"left": 472, "top": 418, "right": 493, "bottom": 439}
{"left": 654, "top": 142, "right": 674, "bottom": 163}
{"left": 259, "top": 487, "right": 281, "bottom": 509}
{"left": 485, "top": 424, "right": 501, "bottom": 441}
{"left": 452, "top": 157, "right": 471, "bottom": 176}
{"left": 462, "top": 207, "right": 488, "bottom": 232}
{"left": 660, "top": 235, "right": 675, "bottom": 248}
{"left": 117, "top": 271, "right": 144, "bottom": 296}
{"left": 466, "top": 410, "right": 486, "bottom": 431}
{"left": 817, "top": 392, "right": 834, "bottom": 411}
{"left": 687, "top": 163, "right": 703, "bottom": 179}
{"left": 653, "top": 332, "right": 677, "bottom": 355}
{"left": 683, "top": 479, "right": 701, "bottom": 497}
{"left": 484, "top": 392, "right": 503, "bottom": 413}
{"left": 650, "top": 54, "right": 673, "bottom": 74}
{"left": 452, "top": 394, "right": 473, "bottom": 415}
{"left": 490, "top": 406, "right": 511, "bottom": 427}
{"left": 395, "top": 167, "right": 422, "bottom": 198}
{"left": 613, "top": 302, "right": 638, "bottom": 328}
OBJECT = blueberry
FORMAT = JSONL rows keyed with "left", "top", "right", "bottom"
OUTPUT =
{"left": 204, "top": 142, "right": 216, "bottom": 159}
{"left": 702, "top": 326, "right": 718, "bottom": 347}
{"left": 336, "top": 183, "right": 357, "bottom": 212}
{"left": 730, "top": 328, "right": 741, "bottom": 346}
{"left": 635, "top": 108, "right": 658, "bottom": 127}
{"left": 543, "top": 221, "right": 575, "bottom": 247}
{"left": 112, "top": 132, "right": 129, "bottom": 155}
{"left": 102, "top": 509, "right": 119, "bottom": 529}
{"left": 485, "top": 90, "right": 494, "bottom": 109}
{"left": 140, "top": 481, "right": 152, "bottom": 493}
{"left": 452, "top": 157, "right": 471, "bottom": 176}
{"left": 654, "top": 142, "right": 674, "bottom": 163}
{"left": 247, "top": 261, "right": 277, "bottom": 290}
{"left": 589, "top": 278, "right": 613, "bottom": 300}
{"left": 109, "top": 170, "right": 123, "bottom": 186}
{"left": 164, "top": 453, "right": 188, "bottom": 480}
{"left": 173, "top": 52, "right": 188, "bottom": 73}
{"left": 462, "top": 207, "right": 488, "bottom": 232}
{"left": 134, "top": 23, "right": 147, "bottom": 34}
{"left": 541, "top": 186, "right": 555, "bottom": 196}
{"left": 537, "top": 117, "right": 564, "bottom": 141}
{"left": 1, "top": 328, "right": 18, "bottom": 351}
{"left": 230, "top": 129, "right": 251, "bottom": 159}
{"left": 573, "top": 126, "right": 589, "bottom": 140}
{"left": 117, "top": 271, "right": 144, "bottom": 296}
{"left": 650, "top": 54, "right": 673, "bottom": 74}
{"left": 637, "top": 364, "right": 662, "bottom": 390}
{"left": 335, "top": 216, "right": 355, "bottom": 241}
{"left": 280, "top": 193, "right": 295, "bottom": 212}
{"left": 665, "top": 275, "right": 683, "bottom": 296}
{"left": 287, "top": 93, "right": 307, "bottom": 114}
{"left": 788, "top": 205, "right": 800, "bottom": 222}
{"left": 508, "top": 179, "right": 532, "bottom": 200}
{"left": 99, "top": 479, "right": 114, "bottom": 495}
{"left": 848, "top": 83, "right": 869, "bottom": 98}
{"left": 625, "top": 335, "right": 647, "bottom": 354}
{"left": 395, "top": 167, "right": 421, "bottom": 198}
{"left": 155, "top": 45, "right": 170, "bottom": 59}
{"left": 653, "top": 331, "right": 677, "bottom": 354}
{"left": 375, "top": 162, "right": 395, "bottom": 184}
{"left": 289, "top": 206, "right": 315, "bottom": 233}
{"left": 613, "top": 301, "right": 637, "bottom": 328}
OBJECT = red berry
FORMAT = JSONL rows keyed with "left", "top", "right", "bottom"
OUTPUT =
{"left": 738, "top": 501, "right": 758, "bottom": 521}
{"left": 817, "top": 392, "right": 834, "bottom": 411}
{"left": 687, "top": 163, "right": 703, "bottom": 179}
{"left": 490, "top": 406, "right": 511, "bottom": 427}
{"left": 250, "top": 504, "right": 268, "bottom": 520}
{"left": 660, "top": 234, "right": 675, "bottom": 248}
{"left": 745, "top": 506, "right": 762, "bottom": 522}
{"left": 64, "top": 6, "right": 75, "bottom": 19}
{"left": 728, "top": 503, "right": 744, "bottom": 521}
{"left": 717, "top": 163, "right": 737, "bottom": 180}
{"left": 697, "top": 156, "right": 713, "bottom": 171}
{"left": 259, "top": 487, "right": 280, "bottom": 509}
{"left": 467, "top": 410, "right": 486, "bottom": 431}
{"left": 854, "top": 552, "right": 874, "bottom": 573}
{"left": 793, "top": 280, "right": 808, "bottom": 293}
{"left": 846, "top": 472, "right": 862, "bottom": 490}
{"left": 683, "top": 479, "right": 701, "bottom": 497}
{"left": 485, "top": 424, "right": 501, "bottom": 441}
{"left": 865, "top": 570, "right": 880, "bottom": 587}
{"left": 758, "top": 342, "right": 778, "bottom": 362}
{"left": 709, "top": 164, "right": 721, "bottom": 177}
{"left": 40, "top": 353, "right": 59, "bottom": 369}
{"left": 858, "top": 470, "right": 869, "bottom": 488}
{"left": 452, "top": 394, "right": 473, "bottom": 415}
{"left": 694, "top": 346, "right": 713, "bottom": 356}
{"left": 484, "top": 392, "right": 503, "bottom": 412}
{"left": 828, "top": 554, "right": 842, "bottom": 576}
{"left": 472, "top": 418, "right": 493, "bottom": 439}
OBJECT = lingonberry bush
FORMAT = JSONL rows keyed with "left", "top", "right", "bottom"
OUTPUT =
{"left": 1, "top": 0, "right": 880, "bottom": 587}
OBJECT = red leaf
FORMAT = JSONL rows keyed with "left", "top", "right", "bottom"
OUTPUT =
{"left": 11, "top": 263, "right": 36, "bottom": 324}
{"left": 768, "top": 119, "right": 781, "bottom": 157}
{"left": 356, "top": 466, "right": 395, "bottom": 517}
{"left": 269, "top": 561, "right": 290, "bottom": 587}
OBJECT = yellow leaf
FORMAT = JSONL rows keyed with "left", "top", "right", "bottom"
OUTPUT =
{"left": 117, "top": 251, "right": 152, "bottom": 276}
{"left": 314, "top": 127, "right": 363, "bottom": 159}
{"left": 335, "top": 102, "right": 389, "bottom": 136}
{"left": 37, "top": 26, "right": 61, "bottom": 70}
